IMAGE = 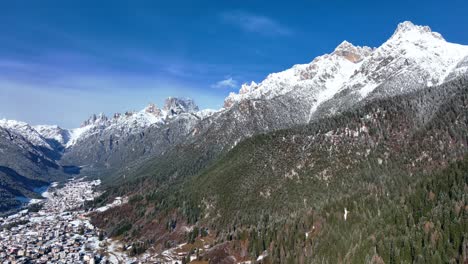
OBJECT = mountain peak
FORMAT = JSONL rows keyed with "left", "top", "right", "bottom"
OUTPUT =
{"left": 0, "top": 119, "right": 53, "bottom": 149}
{"left": 163, "top": 97, "right": 199, "bottom": 116}
{"left": 238, "top": 81, "right": 259, "bottom": 95}
{"left": 334, "top": 40, "right": 355, "bottom": 50}
{"left": 333, "top": 40, "right": 373, "bottom": 63}
{"left": 395, "top": 21, "right": 418, "bottom": 32}
{"left": 33, "top": 124, "right": 70, "bottom": 145}
{"left": 144, "top": 103, "right": 163, "bottom": 116}
{"left": 390, "top": 21, "right": 444, "bottom": 41}
{"left": 80, "top": 113, "right": 108, "bottom": 127}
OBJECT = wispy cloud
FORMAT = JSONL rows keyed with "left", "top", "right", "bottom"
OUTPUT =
{"left": 211, "top": 77, "right": 238, "bottom": 89}
{"left": 221, "top": 11, "right": 292, "bottom": 36}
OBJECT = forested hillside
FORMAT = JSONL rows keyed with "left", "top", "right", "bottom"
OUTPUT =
{"left": 91, "top": 77, "right": 468, "bottom": 263}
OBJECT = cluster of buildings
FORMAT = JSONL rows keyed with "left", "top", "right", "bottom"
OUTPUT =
{"left": 0, "top": 178, "right": 196, "bottom": 264}
{"left": 0, "top": 179, "right": 110, "bottom": 263}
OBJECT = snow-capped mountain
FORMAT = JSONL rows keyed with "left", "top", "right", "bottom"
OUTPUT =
{"left": 1, "top": 21, "right": 467, "bottom": 189}
{"left": 348, "top": 21, "right": 468, "bottom": 97}
{"left": 5, "top": 21, "right": 467, "bottom": 156}
{"left": 0, "top": 119, "right": 54, "bottom": 150}
{"left": 226, "top": 21, "right": 468, "bottom": 119}
{"left": 64, "top": 97, "right": 206, "bottom": 148}
{"left": 33, "top": 125, "right": 70, "bottom": 146}
{"left": 224, "top": 40, "right": 373, "bottom": 107}
{"left": 57, "top": 97, "right": 218, "bottom": 169}
{"left": 65, "top": 107, "right": 164, "bottom": 148}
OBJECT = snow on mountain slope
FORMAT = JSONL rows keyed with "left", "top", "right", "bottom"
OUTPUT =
{"left": 66, "top": 125, "right": 95, "bottom": 148}
{"left": 224, "top": 40, "right": 372, "bottom": 108}
{"left": 33, "top": 125, "right": 70, "bottom": 146}
{"left": 348, "top": 21, "right": 468, "bottom": 98}
{"left": 305, "top": 41, "right": 373, "bottom": 120}
{"left": 226, "top": 21, "right": 468, "bottom": 119}
{"left": 65, "top": 97, "right": 204, "bottom": 148}
{"left": 0, "top": 119, "right": 53, "bottom": 150}
{"left": 444, "top": 55, "right": 468, "bottom": 82}
{"left": 65, "top": 108, "right": 164, "bottom": 148}
{"left": 195, "top": 109, "right": 218, "bottom": 120}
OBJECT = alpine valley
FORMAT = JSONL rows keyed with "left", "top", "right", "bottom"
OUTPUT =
{"left": 1, "top": 21, "right": 468, "bottom": 263}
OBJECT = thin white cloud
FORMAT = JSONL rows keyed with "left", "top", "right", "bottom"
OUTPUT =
{"left": 221, "top": 11, "right": 292, "bottom": 36}
{"left": 211, "top": 77, "right": 238, "bottom": 89}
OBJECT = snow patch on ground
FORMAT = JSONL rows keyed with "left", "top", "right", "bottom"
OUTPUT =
{"left": 95, "top": 196, "right": 128, "bottom": 213}
{"left": 257, "top": 251, "right": 268, "bottom": 261}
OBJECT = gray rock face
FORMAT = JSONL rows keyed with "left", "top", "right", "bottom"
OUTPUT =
{"left": 80, "top": 113, "right": 109, "bottom": 127}
{"left": 163, "top": 97, "right": 199, "bottom": 116}
{"left": 332, "top": 40, "right": 373, "bottom": 63}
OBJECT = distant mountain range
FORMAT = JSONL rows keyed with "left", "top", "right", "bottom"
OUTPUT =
{"left": 1, "top": 21, "right": 468, "bottom": 262}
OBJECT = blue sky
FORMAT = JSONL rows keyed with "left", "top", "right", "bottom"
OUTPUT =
{"left": 1, "top": 0, "right": 467, "bottom": 128}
